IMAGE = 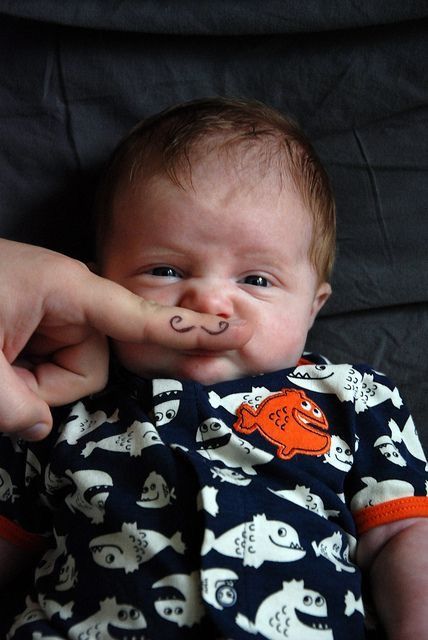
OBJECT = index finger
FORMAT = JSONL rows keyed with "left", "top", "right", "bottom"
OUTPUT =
{"left": 79, "top": 272, "right": 252, "bottom": 351}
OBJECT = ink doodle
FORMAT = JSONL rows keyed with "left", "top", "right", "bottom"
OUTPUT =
{"left": 170, "top": 315, "right": 229, "bottom": 335}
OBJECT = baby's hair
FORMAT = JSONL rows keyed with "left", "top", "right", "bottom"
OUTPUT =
{"left": 95, "top": 97, "right": 335, "bottom": 281}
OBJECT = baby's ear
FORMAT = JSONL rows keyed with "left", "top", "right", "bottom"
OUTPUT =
{"left": 309, "top": 282, "right": 331, "bottom": 326}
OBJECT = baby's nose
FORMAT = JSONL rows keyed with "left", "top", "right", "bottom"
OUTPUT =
{"left": 179, "top": 279, "right": 234, "bottom": 318}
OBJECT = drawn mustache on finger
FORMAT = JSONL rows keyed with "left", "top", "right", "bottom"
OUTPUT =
{"left": 170, "top": 315, "right": 229, "bottom": 335}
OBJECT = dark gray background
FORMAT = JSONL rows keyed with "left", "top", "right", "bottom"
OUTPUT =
{"left": 0, "top": 2, "right": 427, "bottom": 450}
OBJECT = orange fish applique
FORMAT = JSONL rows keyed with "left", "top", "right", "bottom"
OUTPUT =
{"left": 234, "top": 388, "right": 330, "bottom": 460}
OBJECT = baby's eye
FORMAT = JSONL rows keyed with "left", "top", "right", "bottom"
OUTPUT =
{"left": 240, "top": 275, "right": 270, "bottom": 287}
{"left": 149, "top": 266, "right": 181, "bottom": 278}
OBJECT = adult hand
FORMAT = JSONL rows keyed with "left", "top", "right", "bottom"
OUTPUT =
{"left": 0, "top": 240, "right": 249, "bottom": 440}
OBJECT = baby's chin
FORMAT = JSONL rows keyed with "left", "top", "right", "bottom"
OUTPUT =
{"left": 152, "top": 355, "right": 247, "bottom": 386}
{"left": 115, "top": 345, "right": 300, "bottom": 385}
{"left": 119, "top": 352, "right": 251, "bottom": 386}
{"left": 150, "top": 351, "right": 302, "bottom": 385}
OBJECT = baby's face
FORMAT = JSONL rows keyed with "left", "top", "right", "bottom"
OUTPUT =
{"left": 101, "top": 154, "right": 330, "bottom": 384}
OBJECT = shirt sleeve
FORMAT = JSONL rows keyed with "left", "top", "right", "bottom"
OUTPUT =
{"left": 344, "top": 366, "right": 428, "bottom": 535}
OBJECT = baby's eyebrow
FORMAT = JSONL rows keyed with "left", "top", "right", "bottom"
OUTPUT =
{"left": 136, "top": 247, "right": 186, "bottom": 258}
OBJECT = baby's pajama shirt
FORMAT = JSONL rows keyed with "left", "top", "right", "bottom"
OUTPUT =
{"left": 0, "top": 354, "right": 427, "bottom": 639}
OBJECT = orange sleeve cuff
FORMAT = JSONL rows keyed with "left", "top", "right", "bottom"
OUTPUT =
{"left": 354, "top": 496, "right": 428, "bottom": 535}
{"left": 0, "top": 515, "right": 48, "bottom": 553}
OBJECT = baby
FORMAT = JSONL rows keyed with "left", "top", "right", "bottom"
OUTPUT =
{"left": 0, "top": 97, "right": 427, "bottom": 639}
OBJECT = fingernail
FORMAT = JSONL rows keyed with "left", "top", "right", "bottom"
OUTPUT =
{"left": 18, "top": 423, "right": 50, "bottom": 441}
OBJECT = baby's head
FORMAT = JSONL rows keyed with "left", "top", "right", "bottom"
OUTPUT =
{"left": 97, "top": 97, "right": 335, "bottom": 283}
{"left": 96, "top": 97, "right": 335, "bottom": 383}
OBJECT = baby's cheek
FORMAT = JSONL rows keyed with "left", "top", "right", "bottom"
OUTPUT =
{"left": 256, "top": 321, "right": 307, "bottom": 369}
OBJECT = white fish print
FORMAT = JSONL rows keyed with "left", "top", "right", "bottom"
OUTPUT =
{"left": 236, "top": 579, "right": 333, "bottom": 640}
{"left": 344, "top": 590, "right": 365, "bottom": 617}
{"left": 387, "top": 416, "right": 428, "bottom": 469}
{"left": 69, "top": 597, "right": 146, "bottom": 639}
{"left": 137, "top": 470, "right": 176, "bottom": 508}
{"left": 211, "top": 466, "right": 252, "bottom": 486}
{"left": 55, "top": 554, "right": 78, "bottom": 591}
{"left": 44, "top": 464, "right": 71, "bottom": 496}
{"left": 81, "top": 420, "right": 162, "bottom": 458}
{"left": 374, "top": 436, "right": 407, "bottom": 467}
{"left": 323, "top": 435, "right": 354, "bottom": 472}
{"left": 350, "top": 476, "right": 415, "bottom": 511}
{"left": 6, "top": 596, "right": 44, "bottom": 638}
{"left": 201, "top": 513, "right": 305, "bottom": 568}
{"left": 197, "top": 485, "right": 219, "bottom": 516}
{"left": 153, "top": 571, "right": 205, "bottom": 627}
{"left": 208, "top": 386, "right": 271, "bottom": 415}
{"left": 0, "top": 467, "right": 18, "bottom": 503}
{"left": 288, "top": 363, "right": 402, "bottom": 413}
{"left": 36, "top": 530, "right": 68, "bottom": 580}
{"left": 311, "top": 531, "right": 356, "bottom": 573}
{"left": 39, "top": 593, "right": 73, "bottom": 620}
{"left": 196, "top": 418, "right": 273, "bottom": 475}
{"left": 64, "top": 469, "right": 113, "bottom": 524}
{"left": 90, "top": 521, "right": 185, "bottom": 573}
{"left": 269, "top": 484, "right": 339, "bottom": 519}
{"left": 152, "top": 379, "right": 183, "bottom": 425}
{"left": 25, "top": 450, "right": 41, "bottom": 487}
{"left": 56, "top": 401, "right": 120, "bottom": 445}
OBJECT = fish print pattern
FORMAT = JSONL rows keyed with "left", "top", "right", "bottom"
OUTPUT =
{"left": 0, "top": 355, "right": 427, "bottom": 639}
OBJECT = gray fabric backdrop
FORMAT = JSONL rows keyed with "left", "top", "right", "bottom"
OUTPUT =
{"left": 0, "top": 3, "right": 427, "bottom": 450}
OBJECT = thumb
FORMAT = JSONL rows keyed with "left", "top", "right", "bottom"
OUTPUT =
{"left": 0, "top": 352, "right": 52, "bottom": 440}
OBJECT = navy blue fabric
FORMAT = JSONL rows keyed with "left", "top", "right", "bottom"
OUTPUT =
{"left": 0, "top": 357, "right": 426, "bottom": 638}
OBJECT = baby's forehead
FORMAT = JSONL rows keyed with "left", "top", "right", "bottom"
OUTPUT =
{"left": 186, "top": 130, "right": 290, "bottom": 177}
{"left": 111, "top": 126, "right": 315, "bottom": 229}
{"left": 113, "top": 143, "right": 314, "bottom": 247}
{"left": 139, "top": 153, "right": 305, "bottom": 217}
{"left": 137, "top": 132, "right": 297, "bottom": 203}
